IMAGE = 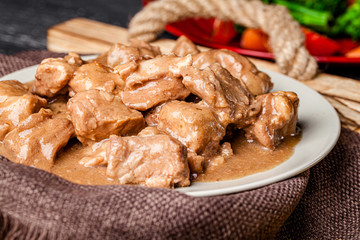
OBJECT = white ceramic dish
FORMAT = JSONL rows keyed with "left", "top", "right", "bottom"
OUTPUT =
{"left": 0, "top": 61, "right": 341, "bottom": 197}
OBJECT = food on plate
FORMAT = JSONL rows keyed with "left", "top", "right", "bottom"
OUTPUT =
{"left": 0, "top": 36, "right": 300, "bottom": 188}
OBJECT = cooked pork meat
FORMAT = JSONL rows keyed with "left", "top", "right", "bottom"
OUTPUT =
{"left": 79, "top": 139, "right": 109, "bottom": 167}
{"left": 172, "top": 35, "right": 200, "bottom": 56}
{"left": 3, "top": 108, "right": 74, "bottom": 171}
{"left": 0, "top": 80, "right": 47, "bottom": 139}
{"left": 95, "top": 40, "right": 161, "bottom": 68}
{"left": 122, "top": 76, "right": 190, "bottom": 111}
{"left": 144, "top": 104, "right": 164, "bottom": 126}
{"left": 244, "top": 91, "right": 299, "bottom": 149}
{"left": 182, "top": 64, "right": 257, "bottom": 128}
{"left": 68, "top": 62, "right": 124, "bottom": 96}
{"left": 121, "top": 55, "right": 192, "bottom": 111}
{"left": 130, "top": 39, "right": 162, "bottom": 59}
{"left": 138, "top": 126, "right": 163, "bottom": 137}
{"left": 106, "top": 134, "right": 190, "bottom": 188}
{"left": 0, "top": 123, "right": 10, "bottom": 140}
{"left": 0, "top": 36, "right": 301, "bottom": 188}
{"left": 33, "top": 53, "right": 82, "bottom": 97}
{"left": 79, "top": 126, "right": 163, "bottom": 168}
{"left": 67, "top": 89, "right": 144, "bottom": 144}
{"left": 193, "top": 49, "right": 273, "bottom": 96}
{"left": 157, "top": 101, "right": 226, "bottom": 173}
{"left": 63, "top": 52, "right": 83, "bottom": 66}
{"left": 206, "top": 142, "right": 234, "bottom": 172}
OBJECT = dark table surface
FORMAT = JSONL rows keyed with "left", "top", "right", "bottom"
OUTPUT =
{"left": 0, "top": 0, "right": 359, "bottom": 80}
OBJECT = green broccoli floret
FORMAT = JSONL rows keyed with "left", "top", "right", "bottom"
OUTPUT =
{"left": 280, "top": 0, "right": 346, "bottom": 16}
{"left": 333, "top": 0, "right": 360, "bottom": 40}
{"left": 273, "top": 0, "right": 334, "bottom": 32}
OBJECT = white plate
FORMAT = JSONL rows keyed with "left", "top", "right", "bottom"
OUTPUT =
{"left": 0, "top": 61, "right": 341, "bottom": 197}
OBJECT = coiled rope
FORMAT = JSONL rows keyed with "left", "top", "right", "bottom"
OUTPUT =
{"left": 128, "top": 0, "right": 318, "bottom": 80}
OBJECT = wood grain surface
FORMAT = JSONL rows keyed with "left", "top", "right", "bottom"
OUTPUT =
{"left": 47, "top": 18, "right": 360, "bottom": 132}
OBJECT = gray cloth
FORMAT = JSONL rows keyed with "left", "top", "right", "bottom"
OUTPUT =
{"left": 0, "top": 51, "right": 359, "bottom": 240}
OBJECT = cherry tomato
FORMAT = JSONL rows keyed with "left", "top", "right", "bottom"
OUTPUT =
{"left": 211, "top": 19, "right": 237, "bottom": 44}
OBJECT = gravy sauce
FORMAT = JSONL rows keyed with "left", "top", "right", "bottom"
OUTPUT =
{"left": 0, "top": 94, "right": 301, "bottom": 186}
{"left": 196, "top": 134, "right": 301, "bottom": 182}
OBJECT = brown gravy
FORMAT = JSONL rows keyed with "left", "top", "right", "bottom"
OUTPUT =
{"left": 196, "top": 135, "right": 301, "bottom": 182}
{"left": 0, "top": 93, "right": 301, "bottom": 186}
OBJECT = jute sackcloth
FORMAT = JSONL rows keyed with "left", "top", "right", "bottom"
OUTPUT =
{"left": 0, "top": 51, "right": 359, "bottom": 239}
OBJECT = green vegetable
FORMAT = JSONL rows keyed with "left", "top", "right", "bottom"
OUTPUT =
{"left": 273, "top": 0, "right": 333, "bottom": 32}
{"left": 277, "top": 0, "right": 346, "bottom": 16}
{"left": 333, "top": 0, "right": 360, "bottom": 40}
{"left": 234, "top": 24, "right": 245, "bottom": 35}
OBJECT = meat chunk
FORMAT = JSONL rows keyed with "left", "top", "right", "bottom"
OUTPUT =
{"left": 3, "top": 108, "right": 74, "bottom": 171}
{"left": 94, "top": 40, "right": 161, "bottom": 67}
{"left": 137, "top": 126, "right": 163, "bottom": 137}
{"left": 34, "top": 53, "right": 82, "bottom": 97}
{"left": 0, "top": 80, "right": 47, "bottom": 138}
{"left": 63, "top": 52, "right": 83, "bottom": 66}
{"left": 193, "top": 49, "right": 273, "bottom": 95}
{"left": 121, "top": 55, "right": 192, "bottom": 111}
{"left": 79, "top": 139, "right": 109, "bottom": 167}
{"left": 122, "top": 76, "right": 190, "bottom": 111}
{"left": 182, "top": 64, "right": 257, "bottom": 128}
{"left": 67, "top": 90, "right": 144, "bottom": 144}
{"left": 68, "top": 62, "right": 124, "bottom": 96}
{"left": 106, "top": 134, "right": 190, "bottom": 188}
{"left": 130, "top": 39, "right": 162, "bottom": 59}
{"left": 244, "top": 91, "right": 299, "bottom": 149}
{"left": 157, "top": 101, "right": 226, "bottom": 173}
{"left": 144, "top": 104, "right": 164, "bottom": 126}
{"left": 172, "top": 35, "right": 200, "bottom": 57}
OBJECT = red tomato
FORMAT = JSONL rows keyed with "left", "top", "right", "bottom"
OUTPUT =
{"left": 335, "top": 39, "right": 359, "bottom": 55}
{"left": 211, "top": 19, "right": 237, "bottom": 44}
{"left": 302, "top": 28, "right": 340, "bottom": 56}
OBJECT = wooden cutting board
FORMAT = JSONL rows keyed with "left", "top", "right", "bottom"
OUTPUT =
{"left": 47, "top": 18, "right": 360, "bottom": 132}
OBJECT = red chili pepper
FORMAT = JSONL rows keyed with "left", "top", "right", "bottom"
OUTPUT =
{"left": 301, "top": 28, "right": 339, "bottom": 56}
{"left": 335, "top": 39, "right": 359, "bottom": 55}
{"left": 211, "top": 19, "right": 237, "bottom": 44}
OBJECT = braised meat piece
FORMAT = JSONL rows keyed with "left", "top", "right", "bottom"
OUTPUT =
{"left": 0, "top": 80, "right": 47, "bottom": 139}
{"left": 34, "top": 53, "right": 82, "bottom": 97}
{"left": 106, "top": 134, "right": 190, "bottom": 188}
{"left": 68, "top": 62, "right": 124, "bottom": 96}
{"left": 130, "top": 39, "right": 162, "bottom": 59}
{"left": 193, "top": 49, "right": 273, "bottom": 96}
{"left": 182, "top": 64, "right": 257, "bottom": 128}
{"left": 121, "top": 55, "right": 192, "bottom": 111}
{"left": 172, "top": 35, "right": 200, "bottom": 57}
{"left": 244, "top": 91, "right": 299, "bottom": 149}
{"left": 157, "top": 101, "right": 226, "bottom": 173}
{"left": 79, "top": 126, "right": 164, "bottom": 168}
{"left": 144, "top": 104, "right": 164, "bottom": 126}
{"left": 63, "top": 52, "right": 83, "bottom": 66}
{"left": 67, "top": 89, "right": 144, "bottom": 145}
{"left": 122, "top": 76, "right": 190, "bottom": 111}
{"left": 95, "top": 40, "right": 161, "bottom": 67}
{"left": 3, "top": 108, "right": 74, "bottom": 171}
{"left": 79, "top": 139, "right": 109, "bottom": 167}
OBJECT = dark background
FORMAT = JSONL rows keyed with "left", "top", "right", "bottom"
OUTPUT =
{"left": 0, "top": 0, "right": 359, "bottom": 79}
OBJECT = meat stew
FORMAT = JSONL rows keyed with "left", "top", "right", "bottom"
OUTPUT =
{"left": 0, "top": 36, "right": 300, "bottom": 188}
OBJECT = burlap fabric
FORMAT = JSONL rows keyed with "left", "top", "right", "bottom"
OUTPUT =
{"left": 0, "top": 51, "right": 359, "bottom": 239}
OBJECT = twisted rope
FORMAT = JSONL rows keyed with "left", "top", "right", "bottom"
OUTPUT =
{"left": 128, "top": 0, "right": 318, "bottom": 80}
